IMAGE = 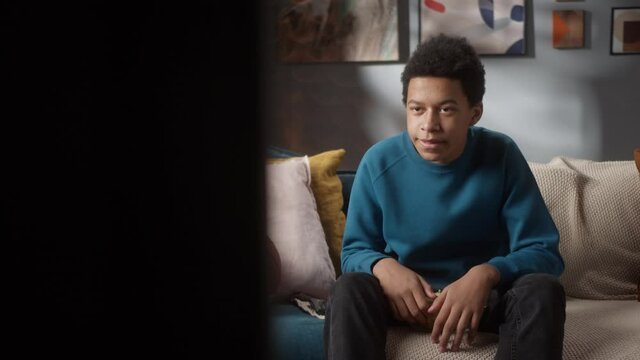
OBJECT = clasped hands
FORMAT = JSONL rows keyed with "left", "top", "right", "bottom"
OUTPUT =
{"left": 372, "top": 258, "right": 500, "bottom": 353}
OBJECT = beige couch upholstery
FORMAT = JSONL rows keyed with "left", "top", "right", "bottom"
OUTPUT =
{"left": 384, "top": 157, "right": 640, "bottom": 359}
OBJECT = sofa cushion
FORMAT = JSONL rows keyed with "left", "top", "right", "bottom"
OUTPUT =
{"left": 385, "top": 298, "right": 640, "bottom": 359}
{"left": 265, "top": 234, "right": 281, "bottom": 296}
{"left": 267, "top": 147, "right": 347, "bottom": 277}
{"left": 265, "top": 156, "right": 335, "bottom": 299}
{"left": 308, "top": 149, "right": 347, "bottom": 276}
{"left": 269, "top": 303, "right": 324, "bottom": 360}
{"left": 529, "top": 157, "right": 640, "bottom": 300}
{"left": 386, "top": 327, "right": 498, "bottom": 359}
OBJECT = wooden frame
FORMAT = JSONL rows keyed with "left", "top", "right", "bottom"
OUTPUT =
{"left": 553, "top": 10, "right": 585, "bottom": 49}
{"left": 610, "top": 7, "right": 640, "bottom": 55}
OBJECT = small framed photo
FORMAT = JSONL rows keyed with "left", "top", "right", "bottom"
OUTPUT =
{"left": 610, "top": 7, "right": 640, "bottom": 55}
{"left": 553, "top": 10, "right": 584, "bottom": 49}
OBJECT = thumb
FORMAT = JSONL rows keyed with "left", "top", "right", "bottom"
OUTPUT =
{"left": 419, "top": 276, "right": 436, "bottom": 299}
{"left": 428, "top": 288, "right": 446, "bottom": 313}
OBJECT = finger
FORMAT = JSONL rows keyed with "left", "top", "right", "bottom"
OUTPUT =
{"left": 410, "top": 294, "right": 429, "bottom": 328}
{"left": 428, "top": 288, "right": 447, "bottom": 314}
{"left": 439, "top": 309, "right": 461, "bottom": 352}
{"left": 393, "top": 296, "right": 414, "bottom": 324}
{"left": 452, "top": 311, "right": 472, "bottom": 352}
{"left": 419, "top": 276, "right": 436, "bottom": 299}
{"left": 467, "top": 312, "right": 480, "bottom": 345}
{"left": 412, "top": 286, "right": 433, "bottom": 320}
{"left": 430, "top": 302, "right": 451, "bottom": 344}
{"left": 404, "top": 295, "right": 430, "bottom": 328}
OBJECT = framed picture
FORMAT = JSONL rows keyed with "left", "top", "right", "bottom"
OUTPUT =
{"left": 553, "top": 10, "right": 584, "bottom": 49}
{"left": 610, "top": 7, "right": 640, "bottom": 55}
{"left": 420, "top": 0, "right": 526, "bottom": 55}
{"left": 276, "top": 0, "right": 399, "bottom": 63}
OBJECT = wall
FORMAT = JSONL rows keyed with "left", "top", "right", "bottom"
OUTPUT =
{"left": 263, "top": 0, "right": 640, "bottom": 170}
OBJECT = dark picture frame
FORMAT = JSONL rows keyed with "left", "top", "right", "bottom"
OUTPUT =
{"left": 610, "top": 7, "right": 640, "bottom": 55}
{"left": 419, "top": 0, "right": 526, "bottom": 56}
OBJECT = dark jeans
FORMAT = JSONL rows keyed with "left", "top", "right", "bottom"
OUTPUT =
{"left": 324, "top": 272, "right": 565, "bottom": 360}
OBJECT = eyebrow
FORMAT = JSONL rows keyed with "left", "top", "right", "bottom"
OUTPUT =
{"left": 438, "top": 99, "right": 458, "bottom": 106}
{"left": 407, "top": 99, "right": 458, "bottom": 106}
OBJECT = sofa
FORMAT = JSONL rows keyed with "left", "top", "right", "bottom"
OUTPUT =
{"left": 266, "top": 147, "right": 640, "bottom": 360}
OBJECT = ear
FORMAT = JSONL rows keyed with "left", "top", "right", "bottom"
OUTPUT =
{"left": 470, "top": 102, "right": 483, "bottom": 126}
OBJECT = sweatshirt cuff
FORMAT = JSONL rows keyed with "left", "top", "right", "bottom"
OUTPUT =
{"left": 358, "top": 253, "right": 390, "bottom": 275}
{"left": 488, "top": 257, "right": 516, "bottom": 287}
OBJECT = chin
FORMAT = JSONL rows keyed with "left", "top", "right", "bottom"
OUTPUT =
{"left": 421, "top": 152, "right": 452, "bottom": 164}
{"left": 420, "top": 152, "right": 441, "bottom": 162}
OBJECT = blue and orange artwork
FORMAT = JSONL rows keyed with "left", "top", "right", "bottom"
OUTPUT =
{"left": 421, "top": 0, "right": 525, "bottom": 55}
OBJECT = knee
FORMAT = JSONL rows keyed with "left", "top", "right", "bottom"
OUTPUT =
{"left": 330, "top": 272, "right": 379, "bottom": 298}
{"left": 332, "top": 272, "right": 378, "bottom": 294}
{"left": 515, "top": 273, "right": 566, "bottom": 302}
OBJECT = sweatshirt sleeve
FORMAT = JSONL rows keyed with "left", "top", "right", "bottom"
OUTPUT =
{"left": 340, "top": 157, "right": 390, "bottom": 274}
{"left": 488, "top": 141, "right": 565, "bottom": 287}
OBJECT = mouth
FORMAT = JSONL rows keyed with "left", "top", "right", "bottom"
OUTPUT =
{"left": 418, "top": 138, "right": 446, "bottom": 150}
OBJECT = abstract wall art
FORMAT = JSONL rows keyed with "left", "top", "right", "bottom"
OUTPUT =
{"left": 276, "top": 0, "right": 399, "bottom": 63}
{"left": 420, "top": 0, "right": 526, "bottom": 55}
{"left": 611, "top": 7, "right": 640, "bottom": 55}
{"left": 553, "top": 10, "right": 585, "bottom": 49}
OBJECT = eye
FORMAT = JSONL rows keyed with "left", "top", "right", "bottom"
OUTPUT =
{"left": 409, "top": 106, "right": 423, "bottom": 113}
{"left": 439, "top": 106, "right": 455, "bottom": 114}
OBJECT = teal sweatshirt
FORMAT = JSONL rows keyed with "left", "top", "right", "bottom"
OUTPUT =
{"left": 341, "top": 126, "right": 564, "bottom": 289}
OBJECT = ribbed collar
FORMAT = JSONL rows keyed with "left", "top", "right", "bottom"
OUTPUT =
{"left": 402, "top": 127, "right": 475, "bottom": 173}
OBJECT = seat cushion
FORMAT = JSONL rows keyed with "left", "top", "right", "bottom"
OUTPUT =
{"left": 385, "top": 299, "right": 640, "bottom": 359}
{"left": 269, "top": 299, "right": 640, "bottom": 359}
{"left": 269, "top": 303, "right": 325, "bottom": 360}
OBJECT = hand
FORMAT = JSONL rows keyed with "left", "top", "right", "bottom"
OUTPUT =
{"left": 427, "top": 264, "right": 500, "bottom": 352}
{"left": 372, "top": 258, "right": 437, "bottom": 328}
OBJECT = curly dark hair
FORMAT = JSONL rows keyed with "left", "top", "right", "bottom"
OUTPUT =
{"left": 401, "top": 34, "right": 485, "bottom": 106}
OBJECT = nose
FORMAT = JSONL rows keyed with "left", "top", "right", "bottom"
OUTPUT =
{"left": 420, "top": 108, "right": 441, "bottom": 132}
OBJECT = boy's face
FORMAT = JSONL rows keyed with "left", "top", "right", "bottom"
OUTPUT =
{"left": 406, "top": 77, "right": 482, "bottom": 165}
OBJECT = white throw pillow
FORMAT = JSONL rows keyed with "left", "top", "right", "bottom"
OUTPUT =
{"left": 529, "top": 157, "right": 640, "bottom": 300}
{"left": 266, "top": 156, "right": 336, "bottom": 299}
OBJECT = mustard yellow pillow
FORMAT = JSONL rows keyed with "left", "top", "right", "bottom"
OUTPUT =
{"left": 308, "top": 149, "right": 346, "bottom": 276}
